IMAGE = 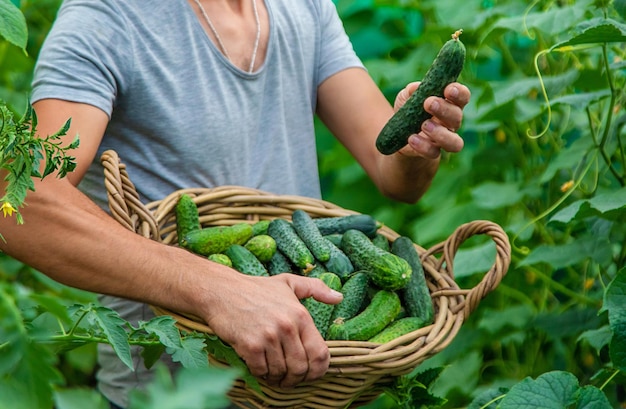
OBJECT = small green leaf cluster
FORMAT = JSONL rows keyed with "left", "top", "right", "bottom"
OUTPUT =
{"left": 0, "top": 103, "right": 78, "bottom": 224}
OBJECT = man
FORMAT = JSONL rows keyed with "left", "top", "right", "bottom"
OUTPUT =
{"left": 0, "top": 0, "right": 470, "bottom": 407}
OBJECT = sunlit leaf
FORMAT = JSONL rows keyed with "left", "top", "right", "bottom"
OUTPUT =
{"left": 128, "top": 364, "right": 237, "bottom": 409}
{"left": 470, "top": 181, "right": 524, "bottom": 210}
{"left": 453, "top": 240, "right": 497, "bottom": 278}
{"left": 0, "top": 0, "right": 27, "bottom": 51}
{"left": 550, "top": 18, "right": 626, "bottom": 50}
{"left": 54, "top": 388, "right": 109, "bottom": 409}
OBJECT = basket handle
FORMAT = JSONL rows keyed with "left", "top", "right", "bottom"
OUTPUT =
{"left": 425, "top": 220, "right": 511, "bottom": 319}
{"left": 101, "top": 150, "right": 159, "bottom": 239}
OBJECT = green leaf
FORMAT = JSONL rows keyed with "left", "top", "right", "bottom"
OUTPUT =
{"left": 140, "top": 316, "right": 183, "bottom": 349}
{"left": 603, "top": 268, "right": 626, "bottom": 371}
{"left": 549, "top": 90, "right": 611, "bottom": 110}
{"left": 141, "top": 343, "right": 166, "bottom": 370}
{"left": 499, "top": 371, "right": 579, "bottom": 408}
{"left": 0, "top": 0, "right": 28, "bottom": 51}
{"left": 518, "top": 236, "right": 613, "bottom": 268}
{"left": 540, "top": 136, "right": 593, "bottom": 184}
{"left": 0, "top": 284, "right": 27, "bottom": 375}
{"left": 551, "top": 187, "right": 626, "bottom": 223}
{"left": 54, "top": 388, "right": 109, "bottom": 409}
{"left": 470, "top": 181, "right": 524, "bottom": 210}
{"left": 550, "top": 18, "right": 626, "bottom": 50}
{"left": 7, "top": 340, "right": 63, "bottom": 409}
{"left": 382, "top": 367, "right": 446, "bottom": 409}
{"left": 576, "top": 385, "right": 614, "bottom": 408}
{"left": 203, "top": 334, "right": 263, "bottom": 392}
{"left": 92, "top": 306, "right": 133, "bottom": 370}
{"left": 128, "top": 364, "right": 237, "bottom": 409}
{"left": 577, "top": 326, "right": 613, "bottom": 355}
{"left": 168, "top": 336, "right": 208, "bottom": 369}
{"left": 453, "top": 241, "right": 497, "bottom": 278}
{"left": 468, "top": 387, "right": 508, "bottom": 409}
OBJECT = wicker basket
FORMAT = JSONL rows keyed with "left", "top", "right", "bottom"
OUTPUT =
{"left": 101, "top": 150, "right": 511, "bottom": 409}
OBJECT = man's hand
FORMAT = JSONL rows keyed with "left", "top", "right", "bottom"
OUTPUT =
{"left": 202, "top": 272, "right": 343, "bottom": 389}
{"left": 394, "top": 82, "right": 471, "bottom": 159}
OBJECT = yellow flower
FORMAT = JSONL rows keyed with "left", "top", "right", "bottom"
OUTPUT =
{"left": 560, "top": 180, "right": 574, "bottom": 192}
{"left": 1, "top": 201, "right": 16, "bottom": 217}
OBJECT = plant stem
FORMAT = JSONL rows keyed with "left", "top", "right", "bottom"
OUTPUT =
{"left": 597, "top": 42, "right": 624, "bottom": 185}
{"left": 529, "top": 267, "right": 600, "bottom": 306}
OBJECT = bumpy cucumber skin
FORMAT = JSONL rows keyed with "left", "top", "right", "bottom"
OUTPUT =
{"left": 175, "top": 194, "right": 200, "bottom": 246}
{"left": 313, "top": 214, "right": 380, "bottom": 238}
{"left": 375, "top": 34, "right": 466, "bottom": 155}
{"left": 341, "top": 229, "right": 412, "bottom": 291}
{"left": 244, "top": 234, "right": 277, "bottom": 263}
{"left": 303, "top": 272, "right": 342, "bottom": 338}
{"left": 392, "top": 236, "right": 434, "bottom": 324}
{"left": 323, "top": 239, "right": 354, "bottom": 281}
{"left": 371, "top": 233, "right": 390, "bottom": 251}
{"left": 267, "top": 218, "right": 315, "bottom": 270}
{"left": 330, "top": 272, "right": 369, "bottom": 323}
{"left": 327, "top": 290, "right": 401, "bottom": 341}
{"left": 181, "top": 223, "right": 253, "bottom": 256}
{"left": 207, "top": 253, "right": 232, "bottom": 267}
{"left": 368, "top": 316, "right": 428, "bottom": 343}
{"left": 292, "top": 209, "right": 331, "bottom": 262}
{"left": 224, "top": 244, "right": 269, "bottom": 277}
{"left": 267, "top": 250, "right": 293, "bottom": 276}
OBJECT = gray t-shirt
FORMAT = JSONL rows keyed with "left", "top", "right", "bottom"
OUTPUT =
{"left": 31, "top": 0, "right": 363, "bottom": 406}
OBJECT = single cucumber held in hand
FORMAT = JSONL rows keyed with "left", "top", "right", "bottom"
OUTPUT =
{"left": 375, "top": 30, "right": 466, "bottom": 155}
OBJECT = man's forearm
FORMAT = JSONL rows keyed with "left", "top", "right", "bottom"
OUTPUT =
{"left": 0, "top": 176, "right": 222, "bottom": 317}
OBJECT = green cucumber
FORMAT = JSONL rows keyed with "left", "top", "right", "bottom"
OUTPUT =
{"left": 368, "top": 316, "right": 428, "bottom": 344}
{"left": 371, "top": 233, "right": 390, "bottom": 252}
{"left": 391, "top": 236, "right": 434, "bottom": 324}
{"left": 267, "top": 218, "right": 315, "bottom": 271}
{"left": 341, "top": 229, "right": 412, "bottom": 291}
{"left": 224, "top": 244, "right": 269, "bottom": 277}
{"left": 267, "top": 249, "right": 294, "bottom": 276}
{"left": 244, "top": 234, "right": 277, "bottom": 263}
{"left": 291, "top": 209, "right": 331, "bottom": 262}
{"left": 181, "top": 223, "right": 253, "bottom": 256}
{"left": 175, "top": 193, "right": 200, "bottom": 246}
{"left": 326, "top": 290, "right": 401, "bottom": 341}
{"left": 313, "top": 214, "right": 380, "bottom": 238}
{"left": 330, "top": 271, "right": 369, "bottom": 323}
{"left": 302, "top": 272, "right": 342, "bottom": 337}
{"left": 323, "top": 234, "right": 343, "bottom": 247}
{"left": 323, "top": 239, "right": 354, "bottom": 281}
{"left": 375, "top": 30, "right": 466, "bottom": 155}
{"left": 251, "top": 219, "right": 270, "bottom": 236}
{"left": 207, "top": 253, "right": 232, "bottom": 267}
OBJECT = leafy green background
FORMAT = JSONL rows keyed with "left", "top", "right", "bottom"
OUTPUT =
{"left": 1, "top": 0, "right": 625, "bottom": 408}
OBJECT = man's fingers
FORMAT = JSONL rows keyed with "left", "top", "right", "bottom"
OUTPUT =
{"left": 423, "top": 96, "right": 463, "bottom": 132}
{"left": 444, "top": 83, "right": 471, "bottom": 108}
{"left": 286, "top": 274, "right": 343, "bottom": 305}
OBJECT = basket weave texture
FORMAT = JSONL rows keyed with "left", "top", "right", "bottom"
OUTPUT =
{"left": 101, "top": 150, "right": 511, "bottom": 409}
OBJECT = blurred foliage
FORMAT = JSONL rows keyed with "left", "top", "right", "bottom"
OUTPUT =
{"left": 322, "top": 0, "right": 626, "bottom": 407}
{"left": 1, "top": 0, "right": 625, "bottom": 408}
